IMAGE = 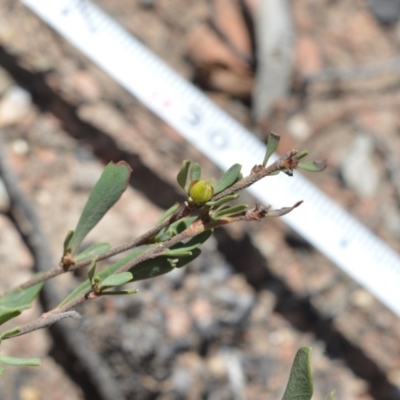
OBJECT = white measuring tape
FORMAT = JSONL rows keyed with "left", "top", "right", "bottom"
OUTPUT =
{"left": 21, "top": 0, "right": 400, "bottom": 316}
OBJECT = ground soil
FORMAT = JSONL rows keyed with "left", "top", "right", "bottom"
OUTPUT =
{"left": 0, "top": 1, "right": 400, "bottom": 399}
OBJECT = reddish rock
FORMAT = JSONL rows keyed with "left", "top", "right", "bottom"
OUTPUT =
{"left": 295, "top": 35, "right": 322, "bottom": 76}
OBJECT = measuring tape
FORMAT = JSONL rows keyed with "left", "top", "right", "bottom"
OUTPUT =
{"left": 21, "top": 0, "right": 400, "bottom": 316}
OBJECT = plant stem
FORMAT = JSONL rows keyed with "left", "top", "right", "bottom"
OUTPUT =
{"left": 4, "top": 199, "right": 303, "bottom": 340}
{"left": 212, "top": 150, "right": 298, "bottom": 201}
{"left": 7, "top": 204, "right": 189, "bottom": 293}
{"left": 7, "top": 149, "right": 300, "bottom": 294}
{"left": 3, "top": 311, "right": 82, "bottom": 339}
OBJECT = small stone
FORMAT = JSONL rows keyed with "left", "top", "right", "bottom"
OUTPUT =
{"left": 0, "top": 86, "right": 32, "bottom": 127}
{"left": 295, "top": 35, "right": 322, "bottom": 76}
{"left": 207, "top": 354, "right": 228, "bottom": 380}
{"left": 341, "top": 134, "right": 380, "bottom": 198}
{"left": 171, "top": 367, "right": 193, "bottom": 396}
{"left": 166, "top": 306, "right": 191, "bottom": 338}
{"left": 287, "top": 114, "right": 311, "bottom": 140}
{"left": 71, "top": 70, "right": 102, "bottom": 101}
{"left": 19, "top": 386, "right": 42, "bottom": 400}
{"left": 12, "top": 138, "right": 29, "bottom": 155}
{"left": 350, "top": 289, "right": 374, "bottom": 309}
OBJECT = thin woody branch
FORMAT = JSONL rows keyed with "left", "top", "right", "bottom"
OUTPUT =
{"left": 11, "top": 203, "right": 189, "bottom": 293}
{"left": 3, "top": 311, "right": 82, "bottom": 339}
{"left": 211, "top": 150, "right": 299, "bottom": 201}
{"left": 4, "top": 198, "right": 303, "bottom": 341}
{"left": 8, "top": 148, "right": 307, "bottom": 294}
{"left": 204, "top": 201, "right": 303, "bottom": 228}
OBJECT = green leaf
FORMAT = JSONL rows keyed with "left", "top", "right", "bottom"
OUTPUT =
{"left": 99, "top": 272, "right": 133, "bottom": 290}
{"left": 68, "top": 161, "right": 132, "bottom": 255}
{"left": 211, "top": 204, "right": 248, "bottom": 220}
{"left": 0, "top": 366, "right": 4, "bottom": 376}
{"left": 88, "top": 259, "right": 97, "bottom": 284}
{"left": 295, "top": 150, "right": 309, "bottom": 160}
{"left": 158, "top": 230, "right": 212, "bottom": 261}
{"left": 58, "top": 247, "right": 151, "bottom": 306}
{"left": 298, "top": 160, "right": 327, "bottom": 173}
{"left": 130, "top": 257, "right": 175, "bottom": 281}
{"left": 74, "top": 243, "right": 111, "bottom": 263}
{"left": 131, "top": 248, "right": 201, "bottom": 281}
{"left": 161, "top": 249, "right": 193, "bottom": 257}
{"left": 169, "top": 248, "right": 201, "bottom": 269}
{"left": 156, "top": 203, "right": 180, "bottom": 226}
{"left": 0, "top": 282, "right": 43, "bottom": 326}
{"left": 99, "top": 289, "right": 138, "bottom": 296}
{"left": 325, "top": 391, "right": 336, "bottom": 400}
{"left": 63, "top": 230, "right": 74, "bottom": 256}
{"left": 189, "top": 163, "right": 202, "bottom": 183}
{"left": 205, "top": 194, "right": 240, "bottom": 207}
{"left": 0, "top": 310, "right": 21, "bottom": 326}
{"left": 263, "top": 132, "right": 280, "bottom": 166}
{"left": 0, "top": 327, "right": 21, "bottom": 341}
{"left": 169, "top": 230, "right": 213, "bottom": 253}
{"left": 154, "top": 215, "right": 199, "bottom": 242}
{"left": 177, "top": 160, "right": 191, "bottom": 191}
{"left": 281, "top": 347, "right": 313, "bottom": 400}
{"left": 61, "top": 229, "right": 209, "bottom": 305}
{"left": 214, "top": 164, "right": 242, "bottom": 194}
{"left": 0, "top": 355, "right": 41, "bottom": 367}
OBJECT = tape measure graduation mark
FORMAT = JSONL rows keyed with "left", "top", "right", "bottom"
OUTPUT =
{"left": 21, "top": 0, "right": 400, "bottom": 316}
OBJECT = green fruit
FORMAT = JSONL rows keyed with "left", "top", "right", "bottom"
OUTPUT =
{"left": 189, "top": 180, "right": 214, "bottom": 203}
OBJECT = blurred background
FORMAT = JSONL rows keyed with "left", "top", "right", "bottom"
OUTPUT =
{"left": 0, "top": 0, "right": 400, "bottom": 399}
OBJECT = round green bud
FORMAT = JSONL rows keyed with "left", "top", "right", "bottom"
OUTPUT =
{"left": 189, "top": 180, "right": 214, "bottom": 203}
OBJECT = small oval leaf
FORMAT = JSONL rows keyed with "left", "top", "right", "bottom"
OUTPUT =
{"left": 0, "top": 310, "right": 20, "bottom": 327}
{"left": 156, "top": 203, "right": 180, "bottom": 226}
{"left": 281, "top": 347, "right": 313, "bottom": 400}
{"left": 170, "top": 230, "right": 213, "bottom": 252}
{"left": 99, "top": 272, "right": 133, "bottom": 290}
{"left": 68, "top": 161, "right": 132, "bottom": 255}
{"left": 189, "top": 163, "right": 202, "bottom": 183}
{"left": 99, "top": 289, "right": 138, "bottom": 296}
{"left": 211, "top": 204, "right": 248, "bottom": 220}
{"left": 0, "top": 327, "right": 21, "bottom": 340}
{"left": 163, "top": 249, "right": 193, "bottom": 257}
{"left": 177, "top": 160, "right": 191, "bottom": 191}
{"left": 63, "top": 230, "right": 74, "bottom": 255}
{"left": 214, "top": 164, "right": 242, "bottom": 194}
{"left": 74, "top": 243, "right": 111, "bottom": 262}
{"left": 154, "top": 215, "right": 199, "bottom": 242}
{"left": 0, "top": 355, "right": 41, "bottom": 367}
{"left": 161, "top": 230, "right": 213, "bottom": 258}
{"left": 130, "top": 248, "right": 202, "bottom": 281}
{"left": 298, "top": 160, "right": 327, "bottom": 172}
{"left": 130, "top": 257, "right": 175, "bottom": 280}
{"left": 263, "top": 132, "right": 280, "bottom": 166}
{"left": 295, "top": 150, "right": 309, "bottom": 160}
{"left": 58, "top": 247, "right": 151, "bottom": 306}
{"left": 88, "top": 260, "right": 97, "bottom": 284}
{"left": 0, "top": 282, "right": 43, "bottom": 326}
{"left": 206, "top": 193, "right": 240, "bottom": 207}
